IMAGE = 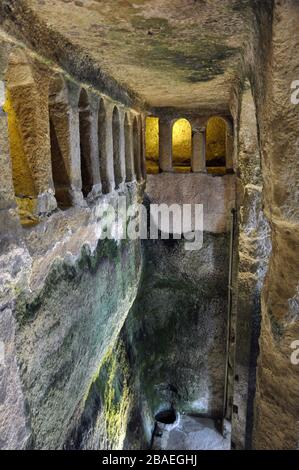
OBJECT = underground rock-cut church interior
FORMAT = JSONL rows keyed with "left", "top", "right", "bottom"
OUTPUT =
{"left": 0, "top": 0, "right": 298, "bottom": 451}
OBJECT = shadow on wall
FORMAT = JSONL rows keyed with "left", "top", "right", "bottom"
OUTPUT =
{"left": 48, "top": 74, "right": 73, "bottom": 209}
{"left": 78, "top": 89, "right": 93, "bottom": 198}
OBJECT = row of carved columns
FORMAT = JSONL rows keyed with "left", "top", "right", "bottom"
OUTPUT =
{"left": 0, "top": 48, "right": 146, "bottom": 224}
{"left": 158, "top": 117, "right": 234, "bottom": 172}
{"left": 46, "top": 81, "right": 146, "bottom": 209}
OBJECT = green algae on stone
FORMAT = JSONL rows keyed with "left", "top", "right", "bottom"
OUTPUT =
{"left": 87, "top": 341, "right": 131, "bottom": 449}
{"left": 15, "top": 238, "right": 127, "bottom": 326}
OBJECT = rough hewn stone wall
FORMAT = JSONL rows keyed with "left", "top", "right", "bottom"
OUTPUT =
{"left": 0, "top": 29, "right": 144, "bottom": 450}
{"left": 113, "top": 174, "right": 236, "bottom": 448}
{"left": 245, "top": 0, "right": 299, "bottom": 450}
{"left": 145, "top": 173, "right": 235, "bottom": 233}
{"left": 0, "top": 187, "right": 142, "bottom": 450}
{"left": 125, "top": 233, "right": 229, "bottom": 440}
{"left": 231, "top": 84, "right": 271, "bottom": 449}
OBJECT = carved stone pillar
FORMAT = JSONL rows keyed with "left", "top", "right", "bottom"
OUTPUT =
{"left": 192, "top": 127, "right": 207, "bottom": 173}
{"left": 0, "top": 81, "right": 22, "bottom": 236}
{"left": 159, "top": 119, "right": 172, "bottom": 172}
{"left": 226, "top": 122, "right": 234, "bottom": 172}
{"left": 125, "top": 116, "right": 135, "bottom": 182}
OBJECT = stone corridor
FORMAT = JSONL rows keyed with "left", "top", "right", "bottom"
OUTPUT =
{"left": 0, "top": 0, "right": 298, "bottom": 452}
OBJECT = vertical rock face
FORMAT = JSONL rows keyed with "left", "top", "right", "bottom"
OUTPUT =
{"left": 62, "top": 172, "right": 236, "bottom": 450}
{"left": 125, "top": 233, "right": 229, "bottom": 421}
{"left": 16, "top": 240, "right": 141, "bottom": 450}
{"left": 111, "top": 174, "right": 236, "bottom": 449}
{"left": 246, "top": 0, "right": 299, "bottom": 450}
{"left": 0, "top": 22, "right": 145, "bottom": 450}
{"left": 0, "top": 188, "right": 142, "bottom": 450}
{"left": 231, "top": 85, "right": 271, "bottom": 449}
{"left": 0, "top": 239, "right": 32, "bottom": 450}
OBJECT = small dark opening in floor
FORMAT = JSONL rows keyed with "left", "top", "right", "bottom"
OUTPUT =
{"left": 155, "top": 409, "right": 176, "bottom": 425}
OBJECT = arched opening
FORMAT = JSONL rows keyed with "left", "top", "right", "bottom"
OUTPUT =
{"left": 78, "top": 89, "right": 93, "bottom": 198}
{"left": 48, "top": 74, "right": 72, "bottom": 209}
{"left": 145, "top": 116, "right": 159, "bottom": 174}
{"left": 98, "top": 98, "right": 109, "bottom": 193}
{"left": 112, "top": 106, "right": 122, "bottom": 188}
{"left": 4, "top": 50, "right": 38, "bottom": 224}
{"left": 206, "top": 116, "right": 227, "bottom": 175}
{"left": 172, "top": 118, "right": 192, "bottom": 173}
{"left": 124, "top": 113, "right": 133, "bottom": 182}
{"left": 133, "top": 116, "right": 141, "bottom": 181}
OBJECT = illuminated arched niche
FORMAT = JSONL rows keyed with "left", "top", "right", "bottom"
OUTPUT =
{"left": 206, "top": 116, "right": 227, "bottom": 175}
{"left": 172, "top": 118, "right": 192, "bottom": 173}
{"left": 145, "top": 116, "right": 159, "bottom": 174}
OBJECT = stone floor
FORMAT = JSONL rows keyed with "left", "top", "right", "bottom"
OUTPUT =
{"left": 152, "top": 415, "right": 231, "bottom": 451}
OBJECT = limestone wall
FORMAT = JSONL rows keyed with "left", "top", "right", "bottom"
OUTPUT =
{"left": 0, "top": 180, "right": 144, "bottom": 450}
{"left": 231, "top": 85, "right": 271, "bottom": 449}
{"left": 0, "top": 183, "right": 144, "bottom": 450}
{"left": 119, "top": 173, "right": 236, "bottom": 448}
{"left": 245, "top": 0, "right": 299, "bottom": 450}
{"left": 0, "top": 32, "right": 145, "bottom": 450}
{"left": 146, "top": 173, "right": 236, "bottom": 233}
